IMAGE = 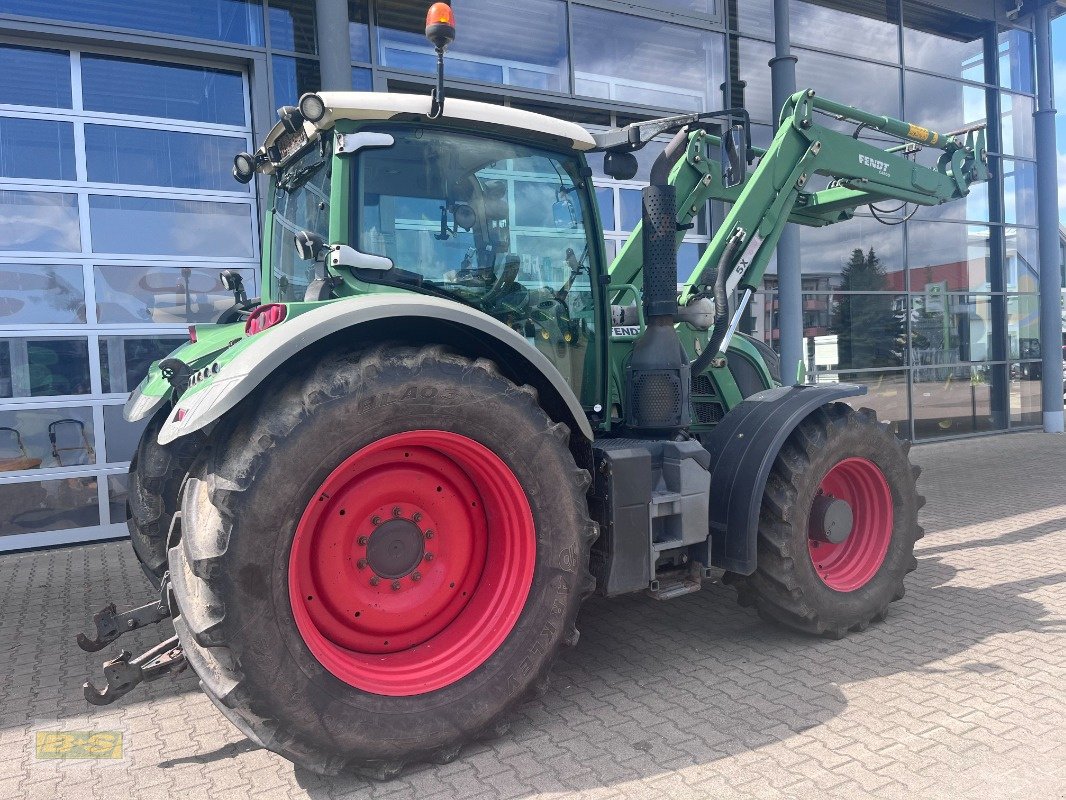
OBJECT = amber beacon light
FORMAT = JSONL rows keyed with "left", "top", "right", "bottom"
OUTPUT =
{"left": 425, "top": 2, "right": 456, "bottom": 48}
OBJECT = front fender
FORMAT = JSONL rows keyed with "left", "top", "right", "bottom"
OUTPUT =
{"left": 703, "top": 383, "right": 867, "bottom": 575}
{"left": 158, "top": 295, "right": 594, "bottom": 445}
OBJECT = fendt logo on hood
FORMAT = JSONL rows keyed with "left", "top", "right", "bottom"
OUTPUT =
{"left": 859, "top": 154, "right": 891, "bottom": 178}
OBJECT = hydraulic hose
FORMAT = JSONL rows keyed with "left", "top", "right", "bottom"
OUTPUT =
{"left": 690, "top": 228, "right": 745, "bottom": 377}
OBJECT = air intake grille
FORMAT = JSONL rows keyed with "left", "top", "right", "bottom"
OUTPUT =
{"left": 692, "top": 401, "right": 724, "bottom": 425}
{"left": 693, "top": 374, "right": 715, "bottom": 395}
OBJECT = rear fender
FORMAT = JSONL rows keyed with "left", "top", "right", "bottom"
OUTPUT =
{"left": 157, "top": 295, "right": 594, "bottom": 445}
{"left": 703, "top": 383, "right": 867, "bottom": 574}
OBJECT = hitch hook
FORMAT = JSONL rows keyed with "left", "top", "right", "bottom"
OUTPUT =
{"left": 76, "top": 582, "right": 171, "bottom": 652}
{"left": 82, "top": 635, "right": 185, "bottom": 706}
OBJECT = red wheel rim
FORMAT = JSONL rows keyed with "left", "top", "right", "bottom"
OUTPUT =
{"left": 289, "top": 430, "right": 536, "bottom": 696}
{"left": 807, "top": 457, "right": 893, "bottom": 592}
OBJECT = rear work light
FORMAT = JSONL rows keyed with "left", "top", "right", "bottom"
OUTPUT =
{"left": 245, "top": 303, "right": 287, "bottom": 336}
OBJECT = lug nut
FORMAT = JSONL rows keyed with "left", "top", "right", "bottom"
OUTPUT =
{"left": 392, "top": 507, "right": 402, "bottom": 517}
{"left": 424, "top": 552, "right": 434, "bottom": 562}
{"left": 371, "top": 515, "right": 382, "bottom": 525}
{"left": 357, "top": 536, "right": 368, "bottom": 546}
{"left": 412, "top": 572, "right": 422, "bottom": 582}
{"left": 413, "top": 512, "right": 423, "bottom": 523}
{"left": 357, "top": 558, "right": 368, "bottom": 569}
{"left": 391, "top": 580, "right": 401, "bottom": 591}
{"left": 370, "top": 576, "right": 380, "bottom": 586}
{"left": 425, "top": 530, "right": 434, "bottom": 539}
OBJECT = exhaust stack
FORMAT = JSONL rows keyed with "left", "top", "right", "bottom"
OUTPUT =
{"left": 625, "top": 129, "right": 691, "bottom": 435}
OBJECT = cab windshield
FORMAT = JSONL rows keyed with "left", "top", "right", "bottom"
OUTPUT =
{"left": 270, "top": 139, "right": 331, "bottom": 302}
{"left": 356, "top": 125, "right": 598, "bottom": 402}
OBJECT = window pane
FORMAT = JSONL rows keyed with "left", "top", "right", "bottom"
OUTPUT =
{"left": 1005, "top": 227, "right": 1038, "bottom": 292}
{"left": 798, "top": 218, "right": 904, "bottom": 289}
{"left": 0, "top": 0, "right": 264, "bottom": 46}
{"left": 0, "top": 406, "right": 95, "bottom": 469}
{"left": 89, "top": 196, "right": 254, "bottom": 257}
{"left": 0, "top": 476, "right": 99, "bottom": 537}
{"left": 352, "top": 67, "right": 372, "bottom": 91}
{"left": 902, "top": 4, "right": 988, "bottom": 83}
{"left": 95, "top": 265, "right": 256, "bottom": 323}
{"left": 791, "top": 0, "right": 899, "bottom": 62}
{"left": 103, "top": 404, "right": 149, "bottom": 463}
{"left": 1000, "top": 92, "right": 1034, "bottom": 158}
{"left": 85, "top": 126, "right": 245, "bottom": 191}
{"left": 910, "top": 292, "right": 996, "bottom": 363}
{"left": 0, "top": 337, "right": 90, "bottom": 397}
{"left": 573, "top": 7, "right": 724, "bottom": 112}
{"left": 812, "top": 369, "right": 908, "bottom": 437}
{"left": 269, "top": 0, "right": 316, "bottom": 53}
{"left": 1008, "top": 294, "right": 1039, "bottom": 361}
{"left": 0, "top": 118, "right": 75, "bottom": 180}
{"left": 595, "top": 187, "right": 614, "bottom": 231}
{"left": 619, "top": 188, "right": 641, "bottom": 232}
{"left": 349, "top": 0, "right": 370, "bottom": 62}
{"left": 904, "top": 72, "right": 986, "bottom": 167}
{"left": 998, "top": 29, "right": 1034, "bottom": 94}
{"left": 912, "top": 364, "right": 996, "bottom": 439}
{"left": 1009, "top": 363, "right": 1041, "bottom": 427}
{"left": 377, "top": 0, "right": 569, "bottom": 93}
{"left": 0, "top": 191, "right": 80, "bottom": 252}
{"left": 908, "top": 222, "right": 992, "bottom": 292}
{"left": 81, "top": 56, "right": 246, "bottom": 126}
{"left": 678, "top": 242, "right": 703, "bottom": 281}
{"left": 730, "top": 0, "right": 773, "bottom": 35}
{"left": 812, "top": 293, "right": 907, "bottom": 370}
{"left": 0, "top": 264, "right": 85, "bottom": 324}
{"left": 1003, "top": 158, "right": 1036, "bottom": 227}
{"left": 731, "top": 37, "right": 774, "bottom": 123}
{"left": 99, "top": 335, "right": 185, "bottom": 394}
{"left": 797, "top": 50, "right": 900, "bottom": 138}
{"left": 108, "top": 473, "right": 129, "bottom": 522}
{"left": 273, "top": 56, "right": 320, "bottom": 108}
{"left": 0, "top": 44, "right": 71, "bottom": 108}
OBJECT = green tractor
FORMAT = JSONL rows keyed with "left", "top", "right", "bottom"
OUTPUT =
{"left": 78, "top": 3, "right": 988, "bottom": 779}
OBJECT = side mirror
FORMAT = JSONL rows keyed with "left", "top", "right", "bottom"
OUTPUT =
{"left": 603, "top": 151, "right": 638, "bottom": 181}
{"left": 722, "top": 124, "right": 747, "bottom": 189}
{"left": 294, "top": 230, "right": 326, "bottom": 261}
{"left": 219, "top": 269, "right": 248, "bottom": 304}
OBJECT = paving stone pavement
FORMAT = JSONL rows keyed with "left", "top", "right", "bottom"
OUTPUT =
{"left": 1, "top": 431, "right": 1065, "bottom": 800}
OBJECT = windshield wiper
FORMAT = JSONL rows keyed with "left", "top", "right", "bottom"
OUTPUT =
{"left": 278, "top": 159, "right": 326, "bottom": 193}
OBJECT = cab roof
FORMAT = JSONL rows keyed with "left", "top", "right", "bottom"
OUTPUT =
{"left": 263, "top": 91, "right": 597, "bottom": 157}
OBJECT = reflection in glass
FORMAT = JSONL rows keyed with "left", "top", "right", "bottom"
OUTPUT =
{"left": 797, "top": 49, "right": 901, "bottom": 133}
{"left": 1009, "top": 363, "right": 1041, "bottom": 427}
{"left": 798, "top": 219, "right": 904, "bottom": 288}
{"left": 0, "top": 337, "right": 90, "bottom": 398}
{"left": 1005, "top": 227, "right": 1038, "bottom": 292}
{"left": 349, "top": 0, "right": 371, "bottom": 62}
{"left": 0, "top": 44, "right": 72, "bottom": 108}
{"left": 352, "top": 67, "right": 373, "bottom": 91}
{"left": 108, "top": 473, "right": 130, "bottom": 522}
{"left": 0, "top": 191, "right": 80, "bottom": 252}
{"left": 377, "top": 0, "right": 568, "bottom": 92}
{"left": 573, "top": 7, "right": 723, "bottom": 111}
{"left": 99, "top": 336, "right": 186, "bottom": 394}
{"left": 81, "top": 56, "right": 246, "bottom": 126}
{"left": 95, "top": 265, "right": 256, "bottom": 324}
{"left": 0, "top": 476, "right": 99, "bottom": 537}
{"left": 730, "top": 36, "right": 774, "bottom": 122}
{"left": 269, "top": 0, "right": 316, "bottom": 53}
{"left": 619, "top": 188, "right": 641, "bottom": 232}
{"left": 1008, "top": 295, "right": 1039, "bottom": 361}
{"left": 816, "top": 292, "right": 906, "bottom": 371}
{"left": 812, "top": 369, "right": 908, "bottom": 437}
{"left": 729, "top": 0, "right": 773, "bottom": 36}
{"left": 907, "top": 222, "right": 992, "bottom": 292}
{"left": 999, "top": 92, "right": 1034, "bottom": 159}
{"left": 0, "top": 406, "right": 95, "bottom": 470}
{"left": 998, "top": 29, "right": 1034, "bottom": 94}
{"left": 902, "top": 6, "right": 987, "bottom": 82}
{"left": 911, "top": 364, "right": 996, "bottom": 439}
{"left": 791, "top": 0, "right": 898, "bottom": 61}
{"left": 910, "top": 293, "right": 993, "bottom": 364}
{"left": 0, "top": 0, "right": 263, "bottom": 45}
{"left": 595, "top": 187, "right": 615, "bottom": 231}
{"left": 903, "top": 72, "right": 986, "bottom": 165}
{"left": 85, "top": 126, "right": 247, "bottom": 191}
{"left": 103, "top": 404, "right": 149, "bottom": 463}
{"left": 273, "top": 56, "right": 321, "bottom": 108}
{"left": 0, "top": 118, "right": 75, "bottom": 181}
{"left": 1002, "top": 158, "right": 1036, "bottom": 227}
{"left": 89, "top": 196, "right": 253, "bottom": 257}
{"left": 0, "top": 264, "right": 84, "bottom": 324}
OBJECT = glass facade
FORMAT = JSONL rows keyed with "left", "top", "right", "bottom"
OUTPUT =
{"left": 0, "top": 0, "right": 1048, "bottom": 549}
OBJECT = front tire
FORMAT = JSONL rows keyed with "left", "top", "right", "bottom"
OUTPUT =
{"left": 725, "top": 403, "right": 924, "bottom": 638}
{"left": 168, "top": 345, "right": 597, "bottom": 776}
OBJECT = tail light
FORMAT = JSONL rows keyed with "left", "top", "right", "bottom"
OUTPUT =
{"left": 245, "top": 303, "right": 287, "bottom": 336}
{"left": 188, "top": 325, "right": 197, "bottom": 343}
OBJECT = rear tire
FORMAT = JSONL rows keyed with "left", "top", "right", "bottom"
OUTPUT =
{"left": 168, "top": 345, "right": 596, "bottom": 776}
{"left": 127, "top": 405, "right": 204, "bottom": 587}
{"left": 725, "top": 403, "right": 924, "bottom": 638}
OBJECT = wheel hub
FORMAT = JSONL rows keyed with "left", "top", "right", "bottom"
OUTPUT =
{"left": 366, "top": 518, "right": 425, "bottom": 578}
{"left": 809, "top": 493, "right": 854, "bottom": 544}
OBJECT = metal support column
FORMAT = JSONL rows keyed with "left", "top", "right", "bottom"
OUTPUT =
{"left": 315, "top": 0, "right": 353, "bottom": 92}
{"left": 770, "top": 0, "right": 803, "bottom": 383}
{"left": 1034, "top": 2, "right": 1064, "bottom": 432}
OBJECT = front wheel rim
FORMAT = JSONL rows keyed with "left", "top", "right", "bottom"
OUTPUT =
{"left": 807, "top": 457, "right": 893, "bottom": 592}
{"left": 289, "top": 430, "right": 536, "bottom": 696}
